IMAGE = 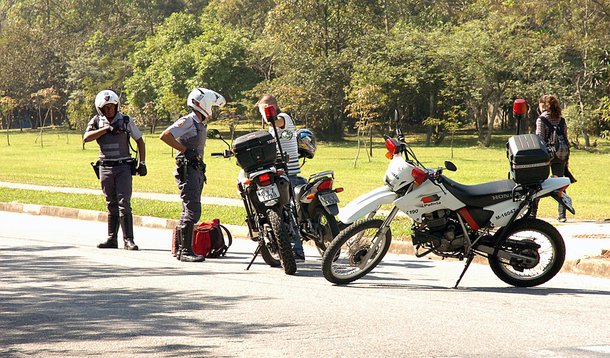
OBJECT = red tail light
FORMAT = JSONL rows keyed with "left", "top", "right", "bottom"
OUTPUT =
{"left": 258, "top": 173, "right": 272, "bottom": 186}
{"left": 411, "top": 167, "right": 428, "bottom": 185}
{"left": 316, "top": 179, "right": 333, "bottom": 191}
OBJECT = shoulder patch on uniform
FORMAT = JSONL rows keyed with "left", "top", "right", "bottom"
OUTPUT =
{"left": 175, "top": 118, "right": 187, "bottom": 127}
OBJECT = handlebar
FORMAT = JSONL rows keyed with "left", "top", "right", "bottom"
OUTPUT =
{"left": 211, "top": 149, "right": 234, "bottom": 158}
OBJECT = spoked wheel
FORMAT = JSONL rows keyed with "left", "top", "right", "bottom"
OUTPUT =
{"left": 312, "top": 207, "right": 340, "bottom": 256}
{"left": 488, "top": 218, "right": 565, "bottom": 287}
{"left": 267, "top": 209, "right": 297, "bottom": 275}
{"left": 321, "top": 218, "right": 391, "bottom": 284}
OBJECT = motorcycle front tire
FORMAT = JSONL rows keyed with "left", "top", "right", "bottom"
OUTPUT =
{"left": 321, "top": 218, "right": 391, "bottom": 285}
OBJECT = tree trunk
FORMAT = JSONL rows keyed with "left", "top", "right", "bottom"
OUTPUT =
{"left": 353, "top": 130, "right": 361, "bottom": 168}
{"left": 368, "top": 126, "right": 373, "bottom": 158}
{"left": 485, "top": 102, "right": 499, "bottom": 147}
{"left": 575, "top": 75, "right": 592, "bottom": 147}
{"left": 5, "top": 114, "right": 11, "bottom": 146}
{"left": 425, "top": 93, "right": 434, "bottom": 146}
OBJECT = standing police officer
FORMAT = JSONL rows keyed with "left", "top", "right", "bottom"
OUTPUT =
{"left": 83, "top": 90, "right": 147, "bottom": 250}
{"left": 160, "top": 88, "right": 225, "bottom": 262}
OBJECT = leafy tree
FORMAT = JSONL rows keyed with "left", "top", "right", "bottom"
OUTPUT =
{"left": 346, "top": 83, "right": 388, "bottom": 165}
{"left": 126, "top": 13, "right": 259, "bottom": 122}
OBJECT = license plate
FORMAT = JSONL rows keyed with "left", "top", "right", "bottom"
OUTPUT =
{"left": 319, "top": 191, "right": 339, "bottom": 206}
{"left": 256, "top": 184, "right": 280, "bottom": 202}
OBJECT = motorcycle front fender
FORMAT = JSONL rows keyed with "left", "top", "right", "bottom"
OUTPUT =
{"left": 338, "top": 185, "right": 397, "bottom": 225}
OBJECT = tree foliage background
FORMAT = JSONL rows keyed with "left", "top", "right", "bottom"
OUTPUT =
{"left": 1, "top": 0, "right": 609, "bottom": 145}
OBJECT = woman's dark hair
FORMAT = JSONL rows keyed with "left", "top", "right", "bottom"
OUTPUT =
{"left": 539, "top": 95, "right": 562, "bottom": 120}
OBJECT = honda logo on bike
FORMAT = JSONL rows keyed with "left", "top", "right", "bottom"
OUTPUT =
{"left": 491, "top": 193, "right": 511, "bottom": 201}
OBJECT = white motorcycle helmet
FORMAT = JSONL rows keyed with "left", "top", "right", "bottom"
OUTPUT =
{"left": 187, "top": 88, "right": 226, "bottom": 120}
{"left": 94, "top": 90, "right": 120, "bottom": 117}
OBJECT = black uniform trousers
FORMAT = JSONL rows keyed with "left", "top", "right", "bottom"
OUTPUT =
{"left": 175, "top": 165, "right": 205, "bottom": 226}
{"left": 100, "top": 164, "right": 133, "bottom": 216}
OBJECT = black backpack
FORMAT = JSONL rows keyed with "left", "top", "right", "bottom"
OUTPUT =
{"left": 540, "top": 116, "right": 570, "bottom": 161}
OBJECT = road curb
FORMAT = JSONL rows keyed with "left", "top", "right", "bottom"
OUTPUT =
{"left": 2, "top": 201, "right": 609, "bottom": 279}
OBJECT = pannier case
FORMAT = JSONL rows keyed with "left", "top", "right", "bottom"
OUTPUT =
{"left": 507, "top": 134, "right": 550, "bottom": 185}
{"left": 233, "top": 131, "right": 277, "bottom": 172}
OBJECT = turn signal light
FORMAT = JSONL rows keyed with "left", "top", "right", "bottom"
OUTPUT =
{"left": 385, "top": 152, "right": 393, "bottom": 159}
{"left": 385, "top": 138, "right": 397, "bottom": 153}
{"left": 306, "top": 193, "right": 316, "bottom": 200}
{"left": 335, "top": 187, "right": 344, "bottom": 193}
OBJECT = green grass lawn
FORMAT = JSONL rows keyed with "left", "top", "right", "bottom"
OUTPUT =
{"left": 1, "top": 126, "right": 609, "bottom": 222}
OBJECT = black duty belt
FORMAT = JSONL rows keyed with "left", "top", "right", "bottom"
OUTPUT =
{"left": 100, "top": 159, "right": 134, "bottom": 167}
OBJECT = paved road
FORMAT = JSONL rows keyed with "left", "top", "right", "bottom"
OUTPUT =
{"left": 1, "top": 211, "right": 610, "bottom": 357}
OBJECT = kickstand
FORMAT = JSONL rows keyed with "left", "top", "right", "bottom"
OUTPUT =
{"left": 246, "top": 241, "right": 263, "bottom": 271}
{"left": 454, "top": 252, "right": 475, "bottom": 288}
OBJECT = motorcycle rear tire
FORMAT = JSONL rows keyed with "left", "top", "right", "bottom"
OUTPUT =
{"left": 260, "top": 244, "right": 281, "bottom": 267}
{"left": 321, "top": 218, "right": 391, "bottom": 285}
{"left": 488, "top": 218, "right": 565, "bottom": 287}
{"left": 312, "top": 207, "right": 340, "bottom": 255}
{"left": 267, "top": 209, "right": 297, "bottom": 275}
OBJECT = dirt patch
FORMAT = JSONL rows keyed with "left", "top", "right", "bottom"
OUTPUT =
{"left": 571, "top": 234, "right": 610, "bottom": 239}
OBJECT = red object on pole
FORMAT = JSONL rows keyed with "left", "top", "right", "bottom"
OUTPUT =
{"left": 513, "top": 99, "right": 527, "bottom": 115}
{"left": 513, "top": 98, "right": 527, "bottom": 135}
{"left": 263, "top": 105, "right": 277, "bottom": 121}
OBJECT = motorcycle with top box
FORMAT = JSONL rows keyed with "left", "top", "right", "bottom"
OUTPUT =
{"left": 213, "top": 128, "right": 297, "bottom": 275}
{"left": 321, "top": 129, "right": 574, "bottom": 287}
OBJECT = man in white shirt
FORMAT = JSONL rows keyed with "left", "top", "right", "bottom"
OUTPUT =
{"left": 257, "top": 94, "right": 306, "bottom": 261}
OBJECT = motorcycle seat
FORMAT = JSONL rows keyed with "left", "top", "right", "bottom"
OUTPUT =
{"left": 440, "top": 176, "right": 518, "bottom": 208}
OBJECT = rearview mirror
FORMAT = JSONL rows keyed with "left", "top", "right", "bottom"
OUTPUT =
{"left": 444, "top": 161, "right": 457, "bottom": 172}
{"left": 207, "top": 129, "right": 221, "bottom": 139}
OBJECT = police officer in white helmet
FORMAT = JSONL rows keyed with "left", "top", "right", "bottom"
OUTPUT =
{"left": 160, "top": 88, "right": 226, "bottom": 262}
{"left": 83, "top": 90, "right": 147, "bottom": 250}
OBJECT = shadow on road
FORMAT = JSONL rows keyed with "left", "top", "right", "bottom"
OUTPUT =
{"left": 0, "top": 245, "right": 289, "bottom": 356}
{"left": 329, "top": 280, "right": 610, "bottom": 297}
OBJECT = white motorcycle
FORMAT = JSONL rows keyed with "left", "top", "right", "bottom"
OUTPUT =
{"left": 321, "top": 130, "right": 574, "bottom": 287}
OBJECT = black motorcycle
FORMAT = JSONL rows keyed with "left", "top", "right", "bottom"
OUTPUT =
{"left": 210, "top": 123, "right": 342, "bottom": 269}
{"left": 211, "top": 128, "right": 297, "bottom": 275}
{"left": 293, "top": 170, "right": 341, "bottom": 254}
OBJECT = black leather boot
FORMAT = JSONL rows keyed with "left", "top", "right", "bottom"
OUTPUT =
{"left": 179, "top": 223, "right": 204, "bottom": 262}
{"left": 120, "top": 213, "right": 139, "bottom": 250}
{"left": 529, "top": 198, "right": 539, "bottom": 218}
{"left": 98, "top": 214, "right": 119, "bottom": 248}
{"left": 172, "top": 227, "right": 180, "bottom": 258}
{"left": 558, "top": 205, "right": 567, "bottom": 222}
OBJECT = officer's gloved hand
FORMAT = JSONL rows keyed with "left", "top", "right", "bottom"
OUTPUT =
{"left": 106, "top": 124, "right": 115, "bottom": 133}
{"left": 137, "top": 162, "right": 147, "bottom": 176}
{"left": 185, "top": 148, "right": 198, "bottom": 161}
